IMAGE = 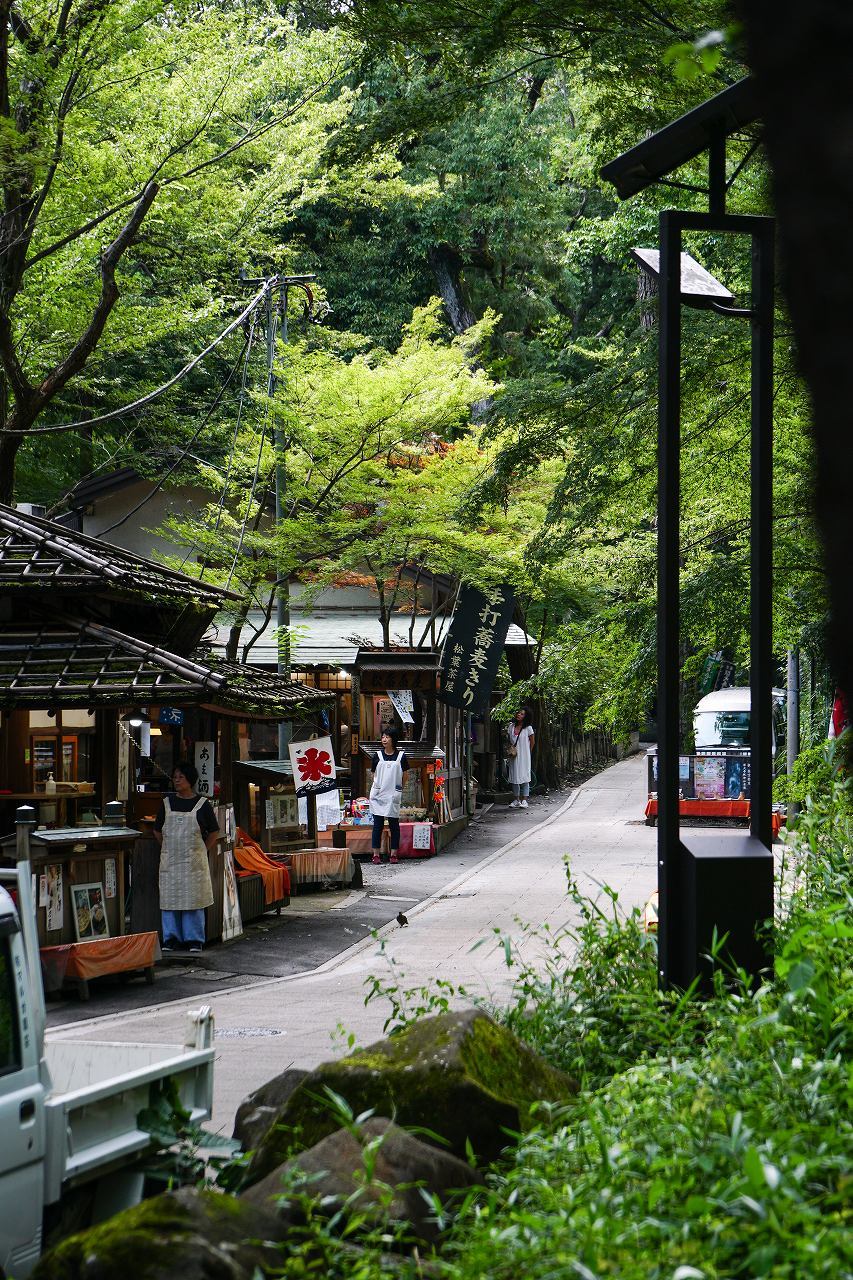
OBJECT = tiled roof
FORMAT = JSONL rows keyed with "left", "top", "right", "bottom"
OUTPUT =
{"left": 0, "top": 503, "right": 237, "bottom": 607}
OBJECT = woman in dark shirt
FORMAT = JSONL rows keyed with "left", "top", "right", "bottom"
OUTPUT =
{"left": 153, "top": 761, "right": 219, "bottom": 953}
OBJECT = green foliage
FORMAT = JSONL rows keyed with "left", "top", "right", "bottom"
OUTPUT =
{"left": 773, "top": 741, "right": 836, "bottom": 807}
{"left": 137, "top": 1076, "right": 241, "bottom": 1191}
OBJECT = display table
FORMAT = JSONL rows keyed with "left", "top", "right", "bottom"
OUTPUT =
{"left": 40, "top": 932, "right": 159, "bottom": 999}
{"left": 644, "top": 799, "right": 783, "bottom": 837}
{"left": 330, "top": 822, "right": 437, "bottom": 858}
{"left": 283, "top": 847, "right": 359, "bottom": 890}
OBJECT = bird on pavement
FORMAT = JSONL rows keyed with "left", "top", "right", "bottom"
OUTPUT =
{"left": 396, "top": 911, "right": 409, "bottom": 927}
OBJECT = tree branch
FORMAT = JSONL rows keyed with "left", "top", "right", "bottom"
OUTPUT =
{"left": 4, "top": 182, "right": 159, "bottom": 434}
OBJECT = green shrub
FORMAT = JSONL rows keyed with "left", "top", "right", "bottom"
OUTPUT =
{"left": 441, "top": 823, "right": 853, "bottom": 1280}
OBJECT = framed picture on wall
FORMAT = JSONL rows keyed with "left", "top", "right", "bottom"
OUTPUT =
{"left": 267, "top": 794, "right": 299, "bottom": 828}
{"left": 71, "top": 882, "right": 109, "bottom": 942}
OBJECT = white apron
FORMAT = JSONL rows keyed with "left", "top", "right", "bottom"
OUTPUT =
{"left": 369, "top": 750, "right": 405, "bottom": 819}
{"left": 159, "top": 794, "right": 215, "bottom": 911}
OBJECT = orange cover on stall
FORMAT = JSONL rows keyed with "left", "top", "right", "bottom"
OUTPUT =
{"left": 40, "top": 932, "right": 159, "bottom": 990}
{"left": 234, "top": 828, "right": 290, "bottom": 903}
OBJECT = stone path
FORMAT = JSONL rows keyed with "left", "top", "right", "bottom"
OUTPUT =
{"left": 47, "top": 755, "right": 655, "bottom": 1135}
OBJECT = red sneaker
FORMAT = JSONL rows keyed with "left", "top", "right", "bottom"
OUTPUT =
{"left": 372, "top": 853, "right": 381, "bottom": 864}
{"left": 390, "top": 853, "right": 399, "bottom": 864}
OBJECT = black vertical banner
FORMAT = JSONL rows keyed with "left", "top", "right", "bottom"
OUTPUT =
{"left": 438, "top": 584, "right": 516, "bottom": 714}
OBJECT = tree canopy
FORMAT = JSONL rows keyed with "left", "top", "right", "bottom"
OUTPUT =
{"left": 0, "top": 0, "right": 834, "bottom": 747}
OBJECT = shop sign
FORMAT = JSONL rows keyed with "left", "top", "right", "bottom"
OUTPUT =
{"left": 194, "top": 740, "right": 215, "bottom": 797}
{"left": 288, "top": 735, "right": 338, "bottom": 797}
{"left": 159, "top": 706, "right": 184, "bottom": 726}
{"left": 438, "top": 584, "right": 515, "bottom": 715}
{"left": 387, "top": 689, "right": 415, "bottom": 724}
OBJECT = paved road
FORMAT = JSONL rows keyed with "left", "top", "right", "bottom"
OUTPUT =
{"left": 47, "top": 755, "right": 655, "bottom": 1136}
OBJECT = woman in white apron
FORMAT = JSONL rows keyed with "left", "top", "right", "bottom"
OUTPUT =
{"left": 369, "top": 727, "right": 409, "bottom": 864}
{"left": 153, "top": 761, "right": 218, "bottom": 953}
{"left": 507, "top": 708, "right": 535, "bottom": 808}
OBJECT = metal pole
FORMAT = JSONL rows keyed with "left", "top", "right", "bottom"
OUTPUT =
{"left": 708, "top": 129, "right": 727, "bottom": 216}
{"left": 787, "top": 648, "right": 800, "bottom": 822}
{"left": 657, "top": 210, "right": 683, "bottom": 991}
{"left": 15, "top": 805, "right": 47, "bottom": 1055}
{"left": 750, "top": 221, "right": 775, "bottom": 850}
{"left": 273, "top": 282, "right": 292, "bottom": 759}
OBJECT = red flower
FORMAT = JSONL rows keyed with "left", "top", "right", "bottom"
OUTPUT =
{"left": 296, "top": 747, "right": 333, "bottom": 783}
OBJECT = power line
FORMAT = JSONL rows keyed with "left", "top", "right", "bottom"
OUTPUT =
{"left": 96, "top": 333, "right": 251, "bottom": 535}
{"left": 203, "top": 309, "right": 260, "bottom": 565}
{"left": 12, "top": 281, "right": 273, "bottom": 435}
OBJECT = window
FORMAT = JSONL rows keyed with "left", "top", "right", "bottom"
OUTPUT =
{"left": 0, "top": 938, "right": 22, "bottom": 1076}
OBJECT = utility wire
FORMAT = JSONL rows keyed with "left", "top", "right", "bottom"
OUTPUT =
{"left": 225, "top": 290, "right": 281, "bottom": 591}
{"left": 13, "top": 281, "right": 273, "bottom": 435}
{"left": 196, "top": 308, "right": 260, "bottom": 578}
{"left": 225, "top": 418, "right": 268, "bottom": 592}
{"left": 97, "top": 332, "right": 251, "bottom": 535}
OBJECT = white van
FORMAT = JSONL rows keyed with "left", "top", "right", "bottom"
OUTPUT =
{"left": 693, "top": 687, "right": 785, "bottom": 754}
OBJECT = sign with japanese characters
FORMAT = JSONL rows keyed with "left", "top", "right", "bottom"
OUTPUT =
{"left": 194, "top": 740, "right": 215, "bottom": 797}
{"left": 438, "top": 584, "right": 516, "bottom": 714}
{"left": 387, "top": 689, "right": 415, "bottom": 724}
{"left": 288, "top": 735, "right": 338, "bottom": 797}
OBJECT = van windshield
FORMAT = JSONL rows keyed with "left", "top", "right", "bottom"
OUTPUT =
{"left": 694, "top": 711, "right": 751, "bottom": 747}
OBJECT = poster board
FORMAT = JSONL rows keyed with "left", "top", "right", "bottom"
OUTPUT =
{"left": 693, "top": 757, "right": 725, "bottom": 800}
{"left": 412, "top": 823, "right": 432, "bottom": 850}
{"left": 222, "top": 848, "right": 243, "bottom": 942}
{"left": 72, "top": 882, "right": 109, "bottom": 942}
{"left": 266, "top": 795, "right": 299, "bottom": 829}
{"left": 46, "top": 865, "right": 63, "bottom": 932}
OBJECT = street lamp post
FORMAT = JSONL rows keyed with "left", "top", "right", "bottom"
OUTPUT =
{"left": 638, "top": 213, "right": 775, "bottom": 992}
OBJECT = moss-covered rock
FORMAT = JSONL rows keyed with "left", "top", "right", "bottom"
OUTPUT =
{"left": 243, "top": 1116, "right": 483, "bottom": 1245}
{"left": 245, "top": 1009, "right": 577, "bottom": 1184}
{"left": 32, "top": 1187, "right": 284, "bottom": 1280}
{"left": 233, "top": 1067, "right": 310, "bottom": 1152}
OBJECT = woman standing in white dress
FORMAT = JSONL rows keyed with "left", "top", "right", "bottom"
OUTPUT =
{"left": 507, "top": 708, "right": 535, "bottom": 808}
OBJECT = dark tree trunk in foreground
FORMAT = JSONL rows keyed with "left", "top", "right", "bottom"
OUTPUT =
{"left": 742, "top": 2, "right": 853, "bottom": 700}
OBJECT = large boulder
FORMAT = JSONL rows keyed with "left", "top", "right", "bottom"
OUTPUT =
{"left": 242, "top": 1116, "right": 483, "bottom": 1245}
{"left": 245, "top": 1009, "right": 577, "bottom": 1183}
{"left": 233, "top": 1067, "right": 310, "bottom": 1152}
{"left": 32, "top": 1187, "right": 283, "bottom": 1280}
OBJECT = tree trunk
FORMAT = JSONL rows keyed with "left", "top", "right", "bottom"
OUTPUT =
{"left": 0, "top": 432, "right": 21, "bottom": 503}
{"left": 742, "top": 2, "right": 853, "bottom": 700}
{"left": 428, "top": 244, "right": 477, "bottom": 335}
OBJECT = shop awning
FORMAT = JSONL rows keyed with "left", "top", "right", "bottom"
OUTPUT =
{"left": 0, "top": 617, "right": 333, "bottom": 718}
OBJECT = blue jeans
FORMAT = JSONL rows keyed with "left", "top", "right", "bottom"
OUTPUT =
{"left": 372, "top": 815, "right": 401, "bottom": 852}
{"left": 513, "top": 782, "right": 530, "bottom": 799}
{"left": 161, "top": 908, "right": 206, "bottom": 947}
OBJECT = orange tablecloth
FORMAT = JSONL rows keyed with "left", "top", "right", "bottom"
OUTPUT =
{"left": 235, "top": 828, "right": 290, "bottom": 903}
{"left": 645, "top": 799, "right": 782, "bottom": 836}
{"left": 288, "top": 848, "right": 356, "bottom": 885}
{"left": 40, "top": 932, "right": 159, "bottom": 992}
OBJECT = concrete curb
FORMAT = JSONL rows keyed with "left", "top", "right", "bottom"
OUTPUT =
{"left": 48, "top": 788, "right": 583, "bottom": 1038}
